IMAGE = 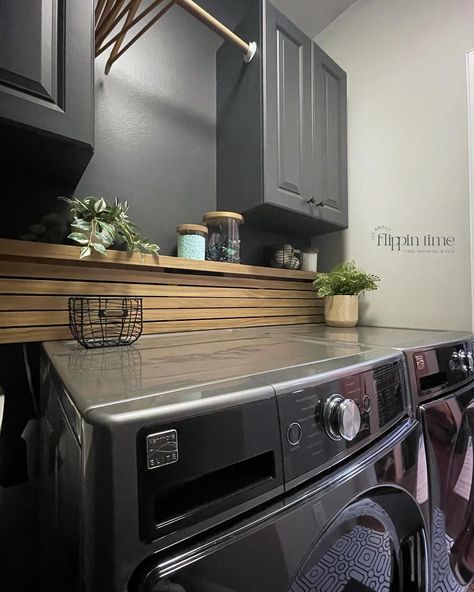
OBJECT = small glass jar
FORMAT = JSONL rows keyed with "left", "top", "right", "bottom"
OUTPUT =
{"left": 203, "top": 211, "right": 244, "bottom": 263}
{"left": 177, "top": 224, "right": 208, "bottom": 260}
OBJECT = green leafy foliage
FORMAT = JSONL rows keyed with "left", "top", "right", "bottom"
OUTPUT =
{"left": 313, "top": 260, "right": 380, "bottom": 297}
{"left": 60, "top": 196, "right": 160, "bottom": 259}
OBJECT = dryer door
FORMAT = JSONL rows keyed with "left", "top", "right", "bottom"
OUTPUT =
{"left": 131, "top": 421, "right": 428, "bottom": 592}
{"left": 421, "top": 383, "right": 474, "bottom": 590}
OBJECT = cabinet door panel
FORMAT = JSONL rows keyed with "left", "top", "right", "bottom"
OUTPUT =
{"left": 0, "top": 0, "right": 93, "bottom": 147}
{"left": 312, "top": 44, "right": 348, "bottom": 228}
{"left": 264, "top": 2, "right": 312, "bottom": 216}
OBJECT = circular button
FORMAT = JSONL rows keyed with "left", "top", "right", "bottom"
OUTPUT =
{"left": 362, "top": 394, "right": 371, "bottom": 412}
{"left": 287, "top": 422, "right": 303, "bottom": 446}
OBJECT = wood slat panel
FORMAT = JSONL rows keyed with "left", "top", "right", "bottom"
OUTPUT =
{"left": 0, "top": 278, "right": 313, "bottom": 299}
{"left": 0, "top": 307, "right": 322, "bottom": 327}
{"left": 0, "top": 315, "right": 324, "bottom": 344}
{"left": 0, "top": 261, "right": 315, "bottom": 291}
{"left": 0, "top": 295, "right": 324, "bottom": 311}
{"left": 0, "top": 239, "right": 324, "bottom": 344}
{"left": 0, "top": 239, "right": 316, "bottom": 280}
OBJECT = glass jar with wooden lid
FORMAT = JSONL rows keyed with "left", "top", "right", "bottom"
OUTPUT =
{"left": 177, "top": 224, "right": 208, "bottom": 260}
{"left": 203, "top": 211, "right": 244, "bottom": 263}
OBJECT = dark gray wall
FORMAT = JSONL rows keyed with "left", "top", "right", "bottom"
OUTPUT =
{"left": 76, "top": 0, "right": 304, "bottom": 263}
{"left": 2, "top": 0, "right": 304, "bottom": 263}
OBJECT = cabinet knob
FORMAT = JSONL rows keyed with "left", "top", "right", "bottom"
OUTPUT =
{"left": 307, "top": 198, "right": 325, "bottom": 207}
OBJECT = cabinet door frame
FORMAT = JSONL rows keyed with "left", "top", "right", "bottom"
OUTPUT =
{"left": 263, "top": 1, "right": 312, "bottom": 216}
{"left": 311, "top": 43, "right": 348, "bottom": 228}
{"left": 0, "top": 0, "right": 94, "bottom": 147}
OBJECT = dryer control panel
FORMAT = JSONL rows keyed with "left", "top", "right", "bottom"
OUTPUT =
{"left": 278, "top": 359, "right": 407, "bottom": 486}
{"left": 413, "top": 340, "right": 474, "bottom": 398}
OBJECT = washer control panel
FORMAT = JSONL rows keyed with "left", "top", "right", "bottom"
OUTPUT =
{"left": 278, "top": 358, "right": 407, "bottom": 483}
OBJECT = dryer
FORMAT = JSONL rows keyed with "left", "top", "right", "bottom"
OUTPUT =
{"left": 275, "top": 324, "right": 474, "bottom": 591}
{"left": 39, "top": 329, "right": 429, "bottom": 592}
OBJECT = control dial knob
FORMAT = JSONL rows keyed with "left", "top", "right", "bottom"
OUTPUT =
{"left": 323, "top": 394, "right": 361, "bottom": 442}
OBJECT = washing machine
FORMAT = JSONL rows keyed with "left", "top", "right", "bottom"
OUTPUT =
{"left": 39, "top": 328, "right": 429, "bottom": 591}
{"left": 272, "top": 324, "right": 474, "bottom": 591}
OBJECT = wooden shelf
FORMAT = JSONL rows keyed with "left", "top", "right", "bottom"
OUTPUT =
{"left": 0, "top": 239, "right": 316, "bottom": 280}
{"left": 0, "top": 238, "right": 323, "bottom": 344}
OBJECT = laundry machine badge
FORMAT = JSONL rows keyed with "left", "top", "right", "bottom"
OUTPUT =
{"left": 146, "top": 429, "right": 179, "bottom": 470}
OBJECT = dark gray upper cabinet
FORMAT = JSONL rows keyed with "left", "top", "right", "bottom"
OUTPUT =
{"left": 312, "top": 45, "right": 348, "bottom": 228}
{"left": 264, "top": 3, "right": 312, "bottom": 218}
{"left": 0, "top": 0, "right": 94, "bottom": 187}
{"left": 217, "top": 0, "right": 348, "bottom": 237}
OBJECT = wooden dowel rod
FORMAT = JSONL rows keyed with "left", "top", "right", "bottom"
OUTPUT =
{"left": 176, "top": 0, "right": 249, "bottom": 54}
{"left": 105, "top": 0, "right": 142, "bottom": 72}
{"left": 105, "top": 0, "right": 175, "bottom": 73}
{"left": 96, "top": 0, "right": 164, "bottom": 57}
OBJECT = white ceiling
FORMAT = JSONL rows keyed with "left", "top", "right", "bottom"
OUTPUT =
{"left": 270, "top": 0, "right": 357, "bottom": 38}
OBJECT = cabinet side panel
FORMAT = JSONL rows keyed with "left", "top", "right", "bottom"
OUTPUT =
{"left": 313, "top": 44, "right": 348, "bottom": 228}
{"left": 217, "top": 2, "right": 263, "bottom": 214}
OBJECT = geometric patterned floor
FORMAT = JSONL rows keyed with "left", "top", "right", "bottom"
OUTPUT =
{"left": 290, "top": 523, "right": 392, "bottom": 591}
{"left": 432, "top": 507, "right": 469, "bottom": 592}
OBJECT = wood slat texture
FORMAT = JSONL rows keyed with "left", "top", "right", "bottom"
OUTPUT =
{"left": 0, "top": 239, "right": 324, "bottom": 344}
{"left": 0, "top": 238, "right": 316, "bottom": 279}
{"left": 0, "top": 295, "right": 323, "bottom": 311}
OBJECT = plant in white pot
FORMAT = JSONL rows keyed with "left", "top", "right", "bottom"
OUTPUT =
{"left": 313, "top": 261, "right": 380, "bottom": 327}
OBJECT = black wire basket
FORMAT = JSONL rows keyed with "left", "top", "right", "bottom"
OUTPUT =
{"left": 69, "top": 297, "right": 143, "bottom": 348}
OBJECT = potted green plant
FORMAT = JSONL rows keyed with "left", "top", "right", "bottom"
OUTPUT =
{"left": 313, "top": 261, "right": 380, "bottom": 327}
{"left": 61, "top": 196, "right": 159, "bottom": 259}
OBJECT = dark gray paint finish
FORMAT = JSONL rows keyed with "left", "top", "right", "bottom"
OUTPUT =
{"left": 312, "top": 44, "right": 348, "bottom": 227}
{"left": 0, "top": 0, "right": 306, "bottom": 263}
{"left": 217, "top": 0, "right": 348, "bottom": 237}
{"left": 217, "top": 1, "right": 263, "bottom": 214}
{"left": 0, "top": 0, "right": 94, "bottom": 147}
{"left": 264, "top": 2, "right": 312, "bottom": 216}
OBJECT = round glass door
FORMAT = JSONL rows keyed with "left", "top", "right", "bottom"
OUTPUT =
{"left": 289, "top": 496, "right": 426, "bottom": 592}
{"left": 131, "top": 490, "right": 427, "bottom": 592}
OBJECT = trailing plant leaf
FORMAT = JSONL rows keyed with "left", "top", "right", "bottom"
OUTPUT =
{"left": 68, "top": 232, "right": 89, "bottom": 245}
{"left": 80, "top": 246, "right": 92, "bottom": 259}
{"left": 71, "top": 219, "right": 92, "bottom": 231}
{"left": 92, "top": 243, "right": 107, "bottom": 255}
{"left": 60, "top": 195, "right": 160, "bottom": 259}
{"left": 313, "top": 261, "right": 380, "bottom": 297}
{"left": 94, "top": 197, "right": 107, "bottom": 213}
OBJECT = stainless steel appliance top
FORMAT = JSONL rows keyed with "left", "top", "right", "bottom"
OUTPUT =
{"left": 43, "top": 328, "right": 399, "bottom": 418}
{"left": 268, "top": 324, "right": 474, "bottom": 400}
{"left": 267, "top": 324, "right": 474, "bottom": 350}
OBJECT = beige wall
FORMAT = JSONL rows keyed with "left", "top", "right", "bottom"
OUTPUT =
{"left": 313, "top": 0, "right": 474, "bottom": 330}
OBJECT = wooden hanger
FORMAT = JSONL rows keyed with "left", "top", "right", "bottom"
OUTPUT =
{"left": 95, "top": 0, "right": 257, "bottom": 74}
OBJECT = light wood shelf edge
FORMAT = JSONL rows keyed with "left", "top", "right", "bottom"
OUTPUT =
{"left": 0, "top": 239, "right": 317, "bottom": 281}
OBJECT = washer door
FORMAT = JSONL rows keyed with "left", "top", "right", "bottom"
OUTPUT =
{"left": 131, "top": 423, "right": 428, "bottom": 592}
{"left": 421, "top": 384, "right": 474, "bottom": 590}
{"left": 289, "top": 497, "right": 403, "bottom": 591}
